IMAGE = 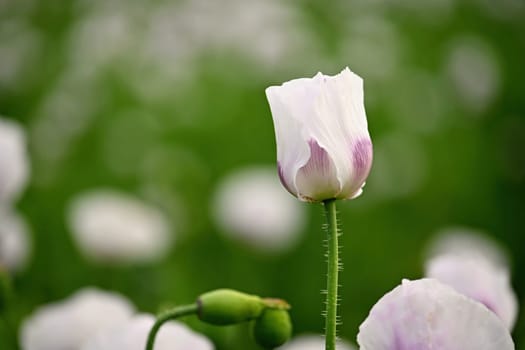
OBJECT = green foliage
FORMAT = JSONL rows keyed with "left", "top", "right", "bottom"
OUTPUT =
{"left": 0, "top": 269, "right": 10, "bottom": 315}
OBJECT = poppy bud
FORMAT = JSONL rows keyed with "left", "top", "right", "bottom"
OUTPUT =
{"left": 253, "top": 308, "right": 292, "bottom": 349}
{"left": 266, "top": 68, "right": 373, "bottom": 202}
{"left": 197, "top": 289, "right": 265, "bottom": 325}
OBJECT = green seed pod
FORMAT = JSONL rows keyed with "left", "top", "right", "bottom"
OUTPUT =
{"left": 253, "top": 308, "right": 292, "bottom": 349}
{"left": 197, "top": 289, "right": 265, "bottom": 325}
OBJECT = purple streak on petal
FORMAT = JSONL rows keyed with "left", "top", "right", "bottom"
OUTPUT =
{"left": 304, "top": 139, "right": 333, "bottom": 176}
{"left": 277, "top": 162, "right": 295, "bottom": 196}
{"left": 478, "top": 297, "right": 498, "bottom": 315}
{"left": 295, "top": 139, "right": 338, "bottom": 202}
{"left": 373, "top": 295, "right": 430, "bottom": 350}
{"left": 391, "top": 330, "right": 428, "bottom": 350}
{"left": 392, "top": 330, "right": 405, "bottom": 350}
{"left": 351, "top": 138, "right": 373, "bottom": 185}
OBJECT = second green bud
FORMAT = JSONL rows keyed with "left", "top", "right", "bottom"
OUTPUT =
{"left": 253, "top": 308, "right": 292, "bottom": 349}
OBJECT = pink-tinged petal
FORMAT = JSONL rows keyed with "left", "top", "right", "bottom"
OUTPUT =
{"left": 277, "top": 162, "right": 297, "bottom": 197}
{"left": 352, "top": 139, "right": 373, "bottom": 184}
{"left": 425, "top": 255, "right": 518, "bottom": 330}
{"left": 304, "top": 68, "right": 372, "bottom": 199}
{"left": 338, "top": 138, "right": 373, "bottom": 199}
{"left": 357, "top": 279, "right": 514, "bottom": 350}
{"left": 295, "top": 139, "right": 341, "bottom": 202}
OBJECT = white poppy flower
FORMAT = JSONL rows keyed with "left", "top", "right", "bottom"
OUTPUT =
{"left": 425, "top": 254, "right": 518, "bottom": 330}
{"left": 425, "top": 227, "right": 509, "bottom": 268}
{"left": 20, "top": 288, "right": 135, "bottom": 350}
{"left": 212, "top": 167, "right": 306, "bottom": 252}
{"left": 278, "top": 334, "right": 355, "bottom": 350}
{"left": 0, "top": 208, "right": 31, "bottom": 272}
{"left": 67, "top": 189, "right": 172, "bottom": 264}
{"left": 0, "top": 118, "right": 30, "bottom": 204}
{"left": 266, "top": 67, "right": 373, "bottom": 202}
{"left": 446, "top": 36, "right": 500, "bottom": 114}
{"left": 81, "top": 313, "right": 213, "bottom": 350}
{"left": 357, "top": 279, "right": 514, "bottom": 350}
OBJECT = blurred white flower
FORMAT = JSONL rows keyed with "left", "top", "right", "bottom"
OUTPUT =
{"left": 357, "top": 279, "right": 514, "bottom": 350}
{"left": 0, "top": 208, "right": 30, "bottom": 272}
{"left": 0, "top": 20, "right": 42, "bottom": 88}
{"left": 143, "top": 0, "right": 310, "bottom": 69}
{"left": 212, "top": 167, "right": 306, "bottom": 253}
{"left": 475, "top": 0, "right": 525, "bottom": 20}
{"left": 68, "top": 0, "right": 312, "bottom": 103}
{"left": 425, "top": 227, "right": 509, "bottom": 268}
{"left": 0, "top": 117, "right": 30, "bottom": 203}
{"left": 266, "top": 68, "right": 373, "bottom": 202}
{"left": 31, "top": 69, "right": 105, "bottom": 169}
{"left": 68, "top": 189, "right": 173, "bottom": 264}
{"left": 341, "top": 16, "right": 403, "bottom": 83}
{"left": 425, "top": 254, "right": 518, "bottom": 330}
{"left": 278, "top": 334, "right": 355, "bottom": 350}
{"left": 20, "top": 288, "right": 135, "bottom": 350}
{"left": 68, "top": 8, "right": 136, "bottom": 78}
{"left": 446, "top": 36, "right": 501, "bottom": 114}
{"left": 388, "top": 0, "right": 455, "bottom": 25}
{"left": 81, "top": 313, "right": 213, "bottom": 350}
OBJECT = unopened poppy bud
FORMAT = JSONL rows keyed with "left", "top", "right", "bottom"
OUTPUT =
{"left": 266, "top": 68, "right": 373, "bottom": 203}
{"left": 253, "top": 308, "right": 292, "bottom": 349}
{"left": 196, "top": 289, "right": 265, "bottom": 325}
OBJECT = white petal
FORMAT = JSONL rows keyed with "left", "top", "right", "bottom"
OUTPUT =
{"left": 266, "top": 83, "right": 312, "bottom": 197}
{"left": 425, "top": 255, "right": 518, "bottom": 330}
{"left": 20, "top": 288, "right": 135, "bottom": 350}
{"left": 81, "top": 314, "right": 213, "bottom": 350}
{"left": 312, "top": 68, "right": 372, "bottom": 199}
{"left": 358, "top": 279, "right": 514, "bottom": 350}
{"left": 67, "top": 189, "right": 173, "bottom": 264}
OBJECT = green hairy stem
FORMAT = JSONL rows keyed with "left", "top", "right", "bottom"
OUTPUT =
{"left": 323, "top": 199, "right": 339, "bottom": 350}
{"left": 145, "top": 304, "right": 198, "bottom": 350}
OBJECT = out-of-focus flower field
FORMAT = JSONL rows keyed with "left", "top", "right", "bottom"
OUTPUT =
{"left": 0, "top": 0, "right": 524, "bottom": 349}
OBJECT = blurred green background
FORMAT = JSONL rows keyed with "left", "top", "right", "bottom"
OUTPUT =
{"left": 1, "top": 0, "right": 524, "bottom": 348}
